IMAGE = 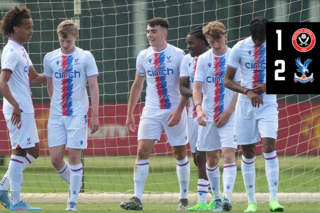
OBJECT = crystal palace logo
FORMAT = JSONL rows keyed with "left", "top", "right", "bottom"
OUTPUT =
{"left": 294, "top": 58, "right": 313, "bottom": 83}
{"left": 292, "top": 28, "right": 316, "bottom": 52}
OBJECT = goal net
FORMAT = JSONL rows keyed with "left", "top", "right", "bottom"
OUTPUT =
{"left": 0, "top": 0, "right": 320, "bottom": 204}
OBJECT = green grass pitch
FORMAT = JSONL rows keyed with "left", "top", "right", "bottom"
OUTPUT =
{"left": 0, "top": 203, "right": 319, "bottom": 212}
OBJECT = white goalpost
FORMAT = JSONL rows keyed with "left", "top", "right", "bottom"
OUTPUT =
{"left": 0, "top": 0, "right": 320, "bottom": 204}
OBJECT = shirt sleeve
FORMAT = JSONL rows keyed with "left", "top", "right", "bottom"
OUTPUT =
{"left": 227, "top": 44, "right": 241, "bottom": 70}
{"left": 85, "top": 53, "right": 99, "bottom": 78}
{"left": 135, "top": 52, "right": 145, "bottom": 77}
{"left": 179, "top": 55, "right": 189, "bottom": 78}
{"left": 176, "top": 50, "right": 186, "bottom": 73}
{"left": 1, "top": 49, "right": 18, "bottom": 72}
{"left": 194, "top": 55, "right": 205, "bottom": 83}
{"left": 27, "top": 54, "right": 33, "bottom": 67}
{"left": 43, "top": 55, "right": 53, "bottom": 78}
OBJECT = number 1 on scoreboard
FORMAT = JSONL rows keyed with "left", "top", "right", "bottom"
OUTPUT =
{"left": 276, "top": 30, "right": 282, "bottom": 51}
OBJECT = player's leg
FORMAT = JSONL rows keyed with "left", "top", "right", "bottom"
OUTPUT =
{"left": 172, "top": 145, "right": 190, "bottom": 210}
{"left": 234, "top": 101, "right": 260, "bottom": 212}
{"left": 195, "top": 122, "right": 222, "bottom": 211}
{"left": 0, "top": 144, "right": 39, "bottom": 209}
{"left": 258, "top": 103, "right": 283, "bottom": 212}
{"left": 66, "top": 148, "right": 83, "bottom": 211}
{"left": 188, "top": 117, "right": 198, "bottom": 166}
{"left": 48, "top": 115, "right": 70, "bottom": 185}
{"left": 221, "top": 147, "right": 237, "bottom": 211}
{"left": 164, "top": 108, "right": 190, "bottom": 210}
{"left": 120, "top": 139, "right": 155, "bottom": 211}
{"left": 64, "top": 115, "right": 88, "bottom": 211}
{"left": 0, "top": 117, "right": 40, "bottom": 209}
{"left": 218, "top": 121, "right": 237, "bottom": 211}
{"left": 50, "top": 145, "right": 69, "bottom": 184}
{"left": 121, "top": 107, "right": 162, "bottom": 210}
{"left": 4, "top": 113, "right": 41, "bottom": 211}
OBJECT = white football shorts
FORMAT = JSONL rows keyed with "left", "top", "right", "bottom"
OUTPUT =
{"left": 4, "top": 113, "right": 39, "bottom": 149}
{"left": 197, "top": 115, "right": 237, "bottom": 152}
{"left": 234, "top": 101, "right": 279, "bottom": 145}
{"left": 48, "top": 114, "right": 88, "bottom": 149}
{"left": 187, "top": 117, "right": 198, "bottom": 153}
{"left": 138, "top": 107, "right": 188, "bottom": 147}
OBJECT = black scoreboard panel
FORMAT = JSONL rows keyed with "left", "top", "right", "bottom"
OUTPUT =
{"left": 266, "top": 23, "right": 320, "bottom": 94}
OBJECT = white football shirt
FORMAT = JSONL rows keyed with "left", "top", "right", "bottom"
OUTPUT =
{"left": 180, "top": 54, "right": 198, "bottom": 118}
{"left": 194, "top": 48, "right": 240, "bottom": 122}
{"left": 136, "top": 44, "right": 185, "bottom": 110}
{"left": 227, "top": 36, "right": 276, "bottom": 103}
{"left": 43, "top": 47, "right": 99, "bottom": 116}
{"left": 1, "top": 39, "right": 34, "bottom": 113}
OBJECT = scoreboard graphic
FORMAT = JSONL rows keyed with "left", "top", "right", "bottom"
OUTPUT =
{"left": 266, "top": 23, "right": 319, "bottom": 94}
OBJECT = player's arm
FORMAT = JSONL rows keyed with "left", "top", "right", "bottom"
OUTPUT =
{"left": 167, "top": 94, "right": 188, "bottom": 127}
{"left": 46, "top": 78, "right": 53, "bottom": 100}
{"left": 43, "top": 55, "right": 54, "bottom": 99}
{"left": 0, "top": 70, "right": 21, "bottom": 125}
{"left": 167, "top": 51, "right": 188, "bottom": 127}
{"left": 224, "top": 66, "right": 263, "bottom": 107}
{"left": 126, "top": 74, "right": 145, "bottom": 132}
{"left": 29, "top": 66, "right": 46, "bottom": 85}
{"left": 215, "top": 82, "right": 239, "bottom": 128}
{"left": 193, "top": 81, "right": 208, "bottom": 127}
{"left": 179, "top": 55, "right": 192, "bottom": 97}
{"left": 252, "top": 83, "right": 266, "bottom": 94}
{"left": 179, "top": 78, "right": 192, "bottom": 97}
{"left": 224, "top": 67, "right": 246, "bottom": 93}
{"left": 88, "top": 76, "right": 99, "bottom": 134}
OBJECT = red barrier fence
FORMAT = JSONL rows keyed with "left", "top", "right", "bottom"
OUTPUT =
{"left": 0, "top": 102, "right": 319, "bottom": 156}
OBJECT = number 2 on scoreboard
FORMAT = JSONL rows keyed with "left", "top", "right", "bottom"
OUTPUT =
{"left": 275, "top": 60, "right": 285, "bottom": 81}
{"left": 275, "top": 30, "right": 285, "bottom": 81}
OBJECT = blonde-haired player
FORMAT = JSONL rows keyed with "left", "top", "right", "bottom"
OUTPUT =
{"left": 193, "top": 21, "right": 240, "bottom": 211}
{"left": 43, "top": 20, "right": 100, "bottom": 211}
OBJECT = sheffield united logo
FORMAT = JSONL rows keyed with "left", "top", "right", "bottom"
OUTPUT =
{"left": 292, "top": 28, "right": 316, "bottom": 52}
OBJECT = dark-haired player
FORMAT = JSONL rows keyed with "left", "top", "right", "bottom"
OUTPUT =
{"left": 0, "top": 5, "right": 46, "bottom": 211}
{"left": 179, "top": 26, "right": 218, "bottom": 211}
{"left": 120, "top": 17, "right": 190, "bottom": 211}
{"left": 224, "top": 16, "right": 284, "bottom": 212}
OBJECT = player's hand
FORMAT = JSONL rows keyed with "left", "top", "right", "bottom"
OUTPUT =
{"left": 167, "top": 109, "right": 181, "bottom": 127}
{"left": 126, "top": 114, "right": 136, "bottom": 132}
{"left": 11, "top": 103, "right": 21, "bottom": 126}
{"left": 197, "top": 109, "right": 208, "bottom": 126}
{"left": 214, "top": 110, "right": 232, "bottom": 128}
{"left": 247, "top": 90, "right": 263, "bottom": 108}
{"left": 252, "top": 83, "right": 266, "bottom": 94}
{"left": 89, "top": 115, "right": 100, "bottom": 134}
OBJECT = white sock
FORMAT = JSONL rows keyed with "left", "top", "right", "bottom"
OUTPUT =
{"left": 0, "top": 153, "right": 35, "bottom": 191}
{"left": 264, "top": 151, "right": 279, "bottom": 202}
{"left": 223, "top": 163, "right": 237, "bottom": 201}
{"left": 206, "top": 163, "right": 221, "bottom": 200}
{"left": 8, "top": 155, "right": 24, "bottom": 205}
{"left": 56, "top": 160, "right": 71, "bottom": 185}
{"left": 69, "top": 163, "right": 83, "bottom": 203}
{"left": 134, "top": 159, "right": 149, "bottom": 202}
{"left": 197, "top": 179, "right": 209, "bottom": 204}
{"left": 241, "top": 156, "right": 256, "bottom": 204}
{"left": 176, "top": 156, "right": 190, "bottom": 200}
{"left": 208, "top": 184, "right": 214, "bottom": 198}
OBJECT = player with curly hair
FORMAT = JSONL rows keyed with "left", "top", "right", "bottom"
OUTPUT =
{"left": 0, "top": 5, "right": 46, "bottom": 211}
